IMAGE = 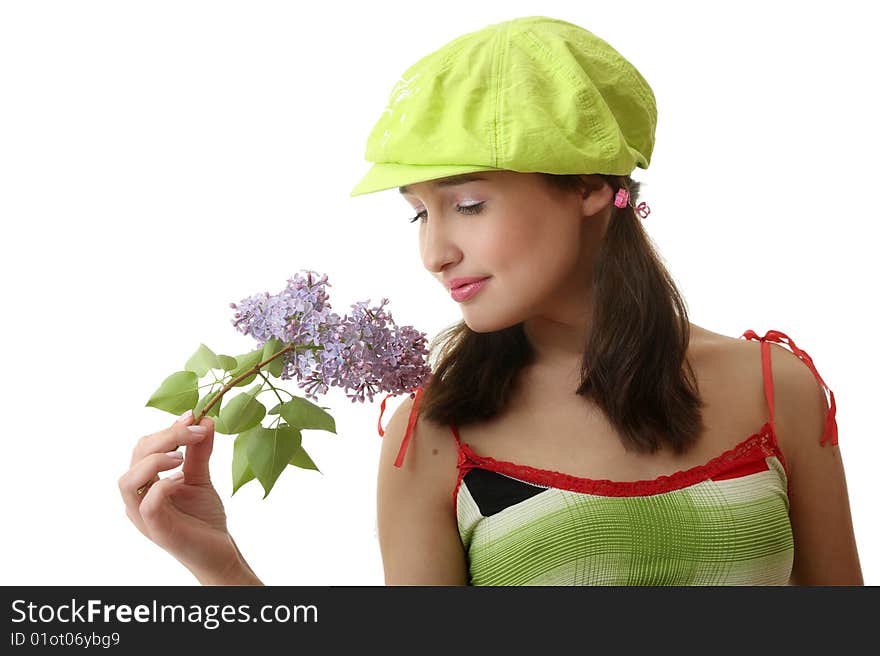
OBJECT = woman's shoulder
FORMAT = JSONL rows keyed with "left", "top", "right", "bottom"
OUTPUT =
{"left": 688, "top": 324, "right": 749, "bottom": 359}
{"left": 375, "top": 393, "right": 469, "bottom": 584}
{"left": 685, "top": 325, "right": 760, "bottom": 389}
{"left": 699, "top": 325, "right": 838, "bottom": 467}
{"left": 689, "top": 323, "right": 798, "bottom": 376}
{"left": 378, "top": 393, "right": 461, "bottom": 503}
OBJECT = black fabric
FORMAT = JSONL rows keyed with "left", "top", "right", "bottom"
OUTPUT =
{"left": 464, "top": 468, "right": 548, "bottom": 517}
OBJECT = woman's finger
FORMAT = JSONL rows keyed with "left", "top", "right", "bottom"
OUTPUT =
{"left": 118, "top": 451, "right": 186, "bottom": 530}
{"left": 129, "top": 412, "right": 209, "bottom": 468}
{"left": 181, "top": 417, "right": 215, "bottom": 486}
{"left": 138, "top": 471, "right": 187, "bottom": 546}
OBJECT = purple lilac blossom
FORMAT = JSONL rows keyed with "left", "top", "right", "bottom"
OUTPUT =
{"left": 229, "top": 270, "right": 432, "bottom": 403}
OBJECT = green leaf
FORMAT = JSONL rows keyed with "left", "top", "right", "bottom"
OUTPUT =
{"left": 267, "top": 400, "right": 333, "bottom": 418}
{"left": 262, "top": 337, "right": 287, "bottom": 378}
{"left": 289, "top": 444, "right": 321, "bottom": 473}
{"left": 247, "top": 425, "right": 302, "bottom": 499}
{"left": 228, "top": 348, "right": 264, "bottom": 387}
{"left": 194, "top": 388, "right": 223, "bottom": 419}
{"left": 184, "top": 343, "right": 221, "bottom": 377}
{"left": 212, "top": 414, "right": 233, "bottom": 435}
{"left": 217, "top": 354, "right": 238, "bottom": 371}
{"left": 145, "top": 371, "right": 200, "bottom": 415}
{"left": 232, "top": 427, "right": 259, "bottom": 495}
{"left": 218, "top": 392, "right": 266, "bottom": 434}
{"left": 278, "top": 396, "right": 337, "bottom": 434}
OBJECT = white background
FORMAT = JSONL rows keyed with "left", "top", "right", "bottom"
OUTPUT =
{"left": 1, "top": 0, "right": 876, "bottom": 586}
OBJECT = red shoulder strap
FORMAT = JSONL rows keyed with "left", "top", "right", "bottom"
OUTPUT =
{"left": 377, "top": 386, "right": 424, "bottom": 468}
{"left": 741, "top": 329, "right": 838, "bottom": 447}
{"left": 450, "top": 423, "right": 463, "bottom": 449}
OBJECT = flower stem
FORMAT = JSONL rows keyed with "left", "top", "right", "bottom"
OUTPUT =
{"left": 195, "top": 343, "right": 299, "bottom": 422}
{"left": 257, "top": 369, "right": 286, "bottom": 408}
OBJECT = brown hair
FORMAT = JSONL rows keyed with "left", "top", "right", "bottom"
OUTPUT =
{"left": 416, "top": 172, "right": 705, "bottom": 456}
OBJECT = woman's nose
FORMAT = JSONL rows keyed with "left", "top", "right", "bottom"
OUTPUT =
{"left": 420, "top": 219, "right": 459, "bottom": 274}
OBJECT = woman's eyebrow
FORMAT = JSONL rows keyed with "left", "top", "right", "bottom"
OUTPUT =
{"left": 398, "top": 174, "right": 487, "bottom": 196}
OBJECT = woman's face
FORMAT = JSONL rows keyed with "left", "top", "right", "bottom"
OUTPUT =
{"left": 400, "top": 170, "right": 613, "bottom": 333}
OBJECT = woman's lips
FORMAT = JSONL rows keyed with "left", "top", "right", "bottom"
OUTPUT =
{"left": 450, "top": 277, "right": 489, "bottom": 302}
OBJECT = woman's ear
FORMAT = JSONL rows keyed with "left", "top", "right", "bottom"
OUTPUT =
{"left": 577, "top": 174, "right": 596, "bottom": 197}
{"left": 580, "top": 177, "right": 614, "bottom": 217}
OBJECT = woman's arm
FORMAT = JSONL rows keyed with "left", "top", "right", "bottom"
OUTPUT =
{"left": 190, "top": 535, "right": 264, "bottom": 586}
{"left": 775, "top": 348, "right": 863, "bottom": 585}
{"left": 376, "top": 396, "right": 469, "bottom": 585}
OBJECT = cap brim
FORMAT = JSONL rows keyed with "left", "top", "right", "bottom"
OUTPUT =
{"left": 349, "top": 162, "right": 505, "bottom": 197}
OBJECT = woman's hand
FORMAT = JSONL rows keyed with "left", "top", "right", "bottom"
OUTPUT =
{"left": 118, "top": 411, "right": 248, "bottom": 583}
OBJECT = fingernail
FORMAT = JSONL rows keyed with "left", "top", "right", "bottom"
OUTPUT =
{"left": 187, "top": 425, "right": 208, "bottom": 434}
{"left": 168, "top": 471, "right": 184, "bottom": 481}
{"left": 177, "top": 409, "right": 193, "bottom": 423}
{"left": 166, "top": 450, "right": 184, "bottom": 459}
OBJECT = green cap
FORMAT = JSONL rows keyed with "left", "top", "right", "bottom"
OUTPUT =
{"left": 350, "top": 15, "right": 656, "bottom": 197}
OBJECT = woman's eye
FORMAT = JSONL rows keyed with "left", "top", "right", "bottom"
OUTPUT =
{"left": 457, "top": 202, "right": 485, "bottom": 215}
{"left": 408, "top": 210, "right": 427, "bottom": 224}
{"left": 408, "top": 202, "right": 484, "bottom": 224}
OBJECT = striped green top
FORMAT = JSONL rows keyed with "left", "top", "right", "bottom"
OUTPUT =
{"left": 453, "top": 424, "right": 793, "bottom": 585}
{"left": 380, "top": 329, "right": 838, "bottom": 586}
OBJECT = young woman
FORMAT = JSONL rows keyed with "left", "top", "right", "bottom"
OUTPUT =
{"left": 118, "top": 16, "right": 863, "bottom": 585}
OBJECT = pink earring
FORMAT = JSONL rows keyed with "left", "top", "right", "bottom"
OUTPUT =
{"left": 614, "top": 188, "right": 651, "bottom": 219}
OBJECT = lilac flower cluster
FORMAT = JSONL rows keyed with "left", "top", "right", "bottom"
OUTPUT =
{"left": 229, "top": 270, "right": 432, "bottom": 403}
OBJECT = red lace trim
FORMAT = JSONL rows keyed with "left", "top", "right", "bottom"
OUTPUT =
{"left": 741, "top": 328, "right": 838, "bottom": 447}
{"left": 451, "top": 421, "right": 786, "bottom": 498}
